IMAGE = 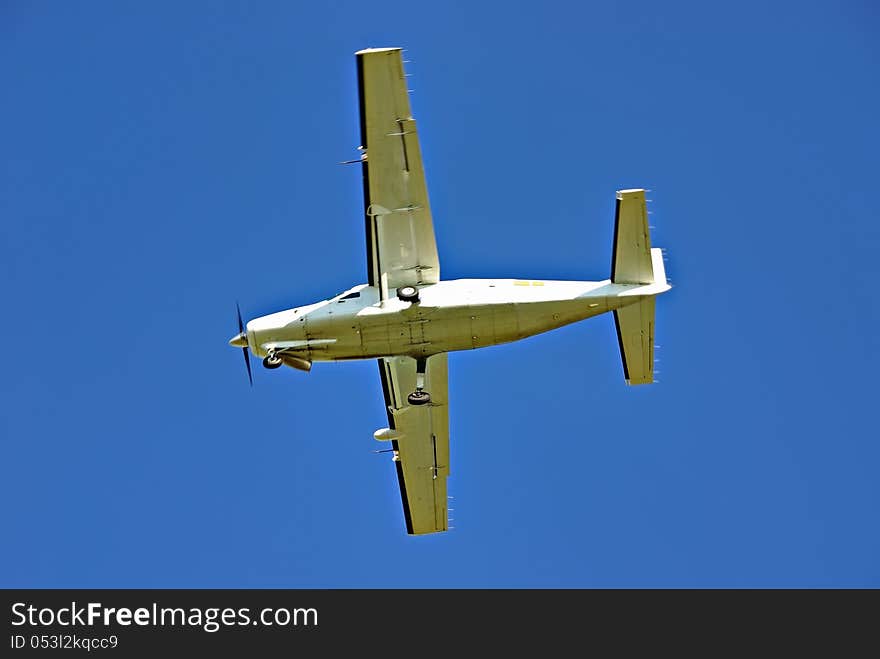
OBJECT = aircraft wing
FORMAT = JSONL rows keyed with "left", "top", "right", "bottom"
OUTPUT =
{"left": 356, "top": 48, "right": 440, "bottom": 299}
{"left": 377, "top": 355, "right": 449, "bottom": 534}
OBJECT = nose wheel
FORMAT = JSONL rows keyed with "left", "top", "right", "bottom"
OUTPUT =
{"left": 263, "top": 350, "right": 283, "bottom": 369}
{"left": 407, "top": 357, "right": 431, "bottom": 406}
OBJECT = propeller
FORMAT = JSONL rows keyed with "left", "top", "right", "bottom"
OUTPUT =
{"left": 229, "top": 302, "right": 253, "bottom": 386}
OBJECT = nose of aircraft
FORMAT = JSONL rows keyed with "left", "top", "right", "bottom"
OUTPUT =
{"left": 228, "top": 332, "right": 248, "bottom": 348}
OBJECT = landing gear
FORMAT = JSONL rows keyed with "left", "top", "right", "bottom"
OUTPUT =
{"left": 262, "top": 350, "right": 282, "bottom": 369}
{"left": 407, "top": 357, "right": 431, "bottom": 406}
{"left": 407, "top": 390, "right": 431, "bottom": 406}
{"left": 397, "top": 285, "right": 419, "bottom": 303}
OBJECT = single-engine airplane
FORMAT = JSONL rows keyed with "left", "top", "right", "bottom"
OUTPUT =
{"left": 228, "top": 48, "right": 672, "bottom": 535}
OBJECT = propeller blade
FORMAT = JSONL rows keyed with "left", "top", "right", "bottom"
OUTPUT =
{"left": 236, "top": 302, "right": 253, "bottom": 387}
{"left": 242, "top": 347, "right": 253, "bottom": 386}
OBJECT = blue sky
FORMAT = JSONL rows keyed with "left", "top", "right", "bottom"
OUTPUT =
{"left": 2, "top": 1, "right": 878, "bottom": 587}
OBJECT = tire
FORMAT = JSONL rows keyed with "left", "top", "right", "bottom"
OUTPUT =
{"left": 407, "top": 390, "right": 431, "bottom": 406}
{"left": 397, "top": 286, "right": 419, "bottom": 303}
{"left": 263, "top": 356, "right": 283, "bottom": 370}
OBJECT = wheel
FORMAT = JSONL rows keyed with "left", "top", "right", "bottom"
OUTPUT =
{"left": 397, "top": 285, "right": 419, "bottom": 303}
{"left": 407, "top": 390, "right": 431, "bottom": 406}
{"left": 262, "top": 355, "right": 283, "bottom": 369}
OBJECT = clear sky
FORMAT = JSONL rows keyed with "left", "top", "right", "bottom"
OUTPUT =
{"left": 2, "top": 1, "right": 878, "bottom": 587}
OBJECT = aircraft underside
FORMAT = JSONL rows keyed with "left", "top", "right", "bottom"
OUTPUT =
{"left": 245, "top": 278, "right": 649, "bottom": 364}
{"left": 227, "top": 47, "right": 672, "bottom": 534}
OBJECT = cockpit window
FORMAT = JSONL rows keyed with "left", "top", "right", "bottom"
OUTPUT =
{"left": 339, "top": 291, "right": 361, "bottom": 301}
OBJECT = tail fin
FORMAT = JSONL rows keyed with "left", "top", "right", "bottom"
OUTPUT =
{"left": 611, "top": 189, "right": 667, "bottom": 385}
{"left": 611, "top": 189, "right": 653, "bottom": 284}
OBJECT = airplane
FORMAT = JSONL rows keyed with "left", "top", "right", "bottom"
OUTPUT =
{"left": 228, "top": 47, "right": 672, "bottom": 535}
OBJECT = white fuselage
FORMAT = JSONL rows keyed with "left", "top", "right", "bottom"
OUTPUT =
{"left": 246, "top": 278, "right": 665, "bottom": 363}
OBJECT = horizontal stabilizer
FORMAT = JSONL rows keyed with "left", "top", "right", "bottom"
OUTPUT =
{"left": 614, "top": 297, "right": 655, "bottom": 385}
{"left": 612, "top": 189, "right": 653, "bottom": 285}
